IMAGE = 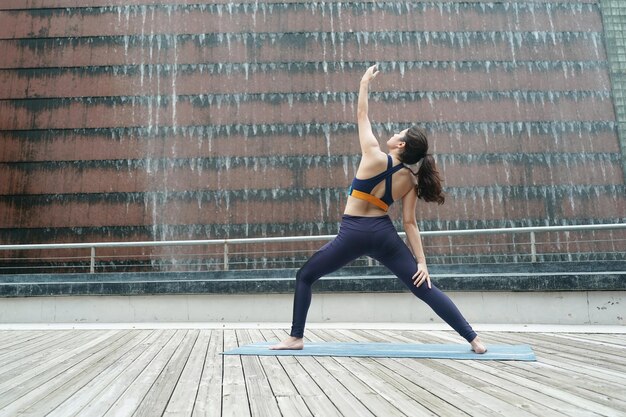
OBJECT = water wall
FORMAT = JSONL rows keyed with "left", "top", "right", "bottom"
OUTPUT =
{"left": 0, "top": 1, "right": 625, "bottom": 270}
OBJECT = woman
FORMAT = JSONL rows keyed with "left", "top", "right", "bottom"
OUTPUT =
{"left": 271, "top": 65, "right": 486, "bottom": 354}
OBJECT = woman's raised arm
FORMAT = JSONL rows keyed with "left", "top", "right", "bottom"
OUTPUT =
{"left": 357, "top": 64, "right": 381, "bottom": 155}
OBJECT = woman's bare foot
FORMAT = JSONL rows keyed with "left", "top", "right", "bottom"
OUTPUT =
{"left": 269, "top": 336, "right": 304, "bottom": 350}
{"left": 470, "top": 336, "right": 487, "bottom": 354}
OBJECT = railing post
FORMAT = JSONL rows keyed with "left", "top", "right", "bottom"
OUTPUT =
{"left": 530, "top": 231, "right": 536, "bottom": 263}
{"left": 90, "top": 247, "right": 95, "bottom": 273}
{"left": 223, "top": 242, "right": 229, "bottom": 271}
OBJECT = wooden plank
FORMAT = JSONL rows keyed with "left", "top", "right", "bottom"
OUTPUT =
{"left": 435, "top": 358, "right": 604, "bottom": 417}
{"left": 344, "top": 331, "right": 490, "bottom": 416}
{"left": 272, "top": 329, "right": 377, "bottom": 417}
{"left": 258, "top": 329, "right": 342, "bottom": 417}
{"left": 305, "top": 329, "right": 412, "bottom": 416}
{"left": 525, "top": 332, "right": 626, "bottom": 364}
{"left": 247, "top": 329, "right": 304, "bottom": 398}
{"left": 75, "top": 330, "right": 185, "bottom": 416}
{"left": 480, "top": 333, "right": 626, "bottom": 386}
{"left": 338, "top": 329, "right": 499, "bottom": 417}
{"left": 0, "top": 330, "right": 50, "bottom": 350}
{"left": 319, "top": 328, "right": 530, "bottom": 417}
{"left": 163, "top": 330, "right": 211, "bottom": 417}
{"left": 0, "top": 330, "right": 124, "bottom": 406}
{"left": 582, "top": 333, "right": 626, "bottom": 344}
{"left": 347, "top": 329, "right": 393, "bottom": 343}
{"left": 479, "top": 333, "right": 626, "bottom": 414}
{"left": 427, "top": 329, "right": 626, "bottom": 382}
{"left": 236, "top": 329, "right": 284, "bottom": 417}
{"left": 458, "top": 330, "right": 626, "bottom": 385}
{"left": 431, "top": 329, "right": 626, "bottom": 385}
{"left": 361, "top": 329, "right": 585, "bottom": 417}
{"left": 222, "top": 329, "right": 251, "bottom": 417}
{"left": 426, "top": 330, "right": 626, "bottom": 415}
{"left": 0, "top": 330, "right": 61, "bottom": 348}
{"left": 248, "top": 328, "right": 320, "bottom": 417}
{"left": 241, "top": 330, "right": 307, "bottom": 416}
{"left": 133, "top": 330, "right": 201, "bottom": 417}
{"left": 486, "top": 335, "right": 626, "bottom": 389}
{"left": 192, "top": 330, "right": 223, "bottom": 417}
{"left": 274, "top": 395, "right": 314, "bottom": 417}
{"left": 101, "top": 330, "right": 195, "bottom": 417}
{"left": 521, "top": 348, "right": 626, "bottom": 385}
{"left": 0, "top": 330, "right": 95, "bottom": 382}
{"left": 0, "top": 330, "right": 153, "bottom": 415}
{"left": 328, "top": 330, "right": 525, "bottom": 415}
{"left": 521, "top": 333, "right": 626, "bottom": 370}
{"left": 485, "top": 358, "right": 624, "bottom": 417}
{"left": 376, "top": 355, "right": 507, "bottom": 417}
{"left": 43, "top": 330, "right": 168, "bottom": 417}
{"left": 0, "top": 329, "right": 40, "bottom": 338}
{"left": 560, "top": 333, "right": 626, "bottom": 348}
{"left": 2, "top": 327, "right": 622, "bottom": 417}
{"left": 0, "top": 330, "right": 79, "bottom": 348}
{"left": 0, "top": 329, "right": 90, "bottom": 366}
{"left": 318, "top": 329, "right": 445, "bottom": 417}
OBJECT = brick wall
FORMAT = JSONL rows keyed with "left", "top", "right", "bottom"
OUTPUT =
{"left": 0, "top": 0, "right": 624, "bottom": 269}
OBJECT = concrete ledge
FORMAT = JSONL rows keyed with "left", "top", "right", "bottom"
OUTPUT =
{"left": 0, "top": 322, "right": 624, "bottom": 333}
{"left": 0, "top": 291, "right": 623, "bottom": 325}
{"left": 1, "top": 261, "right": 625, "bottom": 297}
{"left": 1, "top": 261, "right": 623, "bottom": 325}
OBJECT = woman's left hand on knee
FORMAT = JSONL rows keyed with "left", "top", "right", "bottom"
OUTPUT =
{"left": 412, "top": 262, "right": 431, "bottom": 289}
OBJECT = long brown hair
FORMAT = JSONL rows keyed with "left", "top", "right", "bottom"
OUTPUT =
{"left": 398, "top": 126, "right": 445, "bottom": 205}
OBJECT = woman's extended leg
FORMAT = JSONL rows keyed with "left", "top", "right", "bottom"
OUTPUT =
{"left": 372, "top": 231, "right": 484, "bottom": 350}
{"left": 270, "top": 224, "right": 368, "bottom": 349}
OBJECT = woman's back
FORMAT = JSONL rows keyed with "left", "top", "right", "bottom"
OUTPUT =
{"left": 344, "top": 150, "right": 415, "bottom": 217}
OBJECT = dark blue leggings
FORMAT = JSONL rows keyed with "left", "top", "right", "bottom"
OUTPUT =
{"left": 290, "top": 214, "right": 477, "bottom": 342}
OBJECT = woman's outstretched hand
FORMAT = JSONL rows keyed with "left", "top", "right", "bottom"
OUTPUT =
{"left": 412, "top": 262, "right": 431, "bottom": 289}
{"left": 361, "top": 64, "right": 380, "bottom": 84}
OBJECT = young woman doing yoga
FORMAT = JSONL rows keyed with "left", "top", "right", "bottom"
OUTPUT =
{"left": 271, "top": 65, "right": 487, "bottom": 354}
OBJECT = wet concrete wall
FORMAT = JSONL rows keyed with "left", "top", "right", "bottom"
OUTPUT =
{"left": 0, "top": 1, "right": 625, "bottom": 269}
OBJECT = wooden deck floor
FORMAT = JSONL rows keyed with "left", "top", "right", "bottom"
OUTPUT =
{"left": 0, "top": 328, "right": 624, "bottom": 416}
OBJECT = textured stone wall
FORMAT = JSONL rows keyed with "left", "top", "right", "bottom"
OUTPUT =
{"left": 0, "top": 0, "right": 624, "bottom": 269}
{"left": 600, "top": 0, "right": 626, "bottom": 178}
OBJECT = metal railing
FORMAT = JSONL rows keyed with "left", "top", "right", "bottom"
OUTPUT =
{"left": 1, "top": 223, "right": 625, "bottom": 273}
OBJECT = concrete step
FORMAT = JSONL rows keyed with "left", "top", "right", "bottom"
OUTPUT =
{"left": 1, "top": 261, "right": 624, "bottom": 297}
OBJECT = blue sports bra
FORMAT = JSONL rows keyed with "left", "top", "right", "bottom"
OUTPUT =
{"left": 348, "top": 155, "right": 406, "bottom": 211}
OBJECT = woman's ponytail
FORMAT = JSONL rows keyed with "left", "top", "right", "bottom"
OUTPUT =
{"left": 415, "top": 154, "right": 445, "bottom": 205}
{"left": 399, "top": 126, "right": 446, "bottom": 205}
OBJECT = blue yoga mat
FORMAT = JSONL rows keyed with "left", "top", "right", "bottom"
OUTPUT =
{"left": 222, "top": 342, "right": 536, "bottom": 361}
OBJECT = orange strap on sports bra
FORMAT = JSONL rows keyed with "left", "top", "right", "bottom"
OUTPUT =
{"left": 349, "top": 189, "right": 389, "bottom": 212}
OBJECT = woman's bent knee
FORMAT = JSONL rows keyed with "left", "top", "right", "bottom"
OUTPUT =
{"left": 297, "top": 261, "right": 328, "bottom": 286}
{"left": 295, "top": 266, "right": 315, "bottom": 285}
